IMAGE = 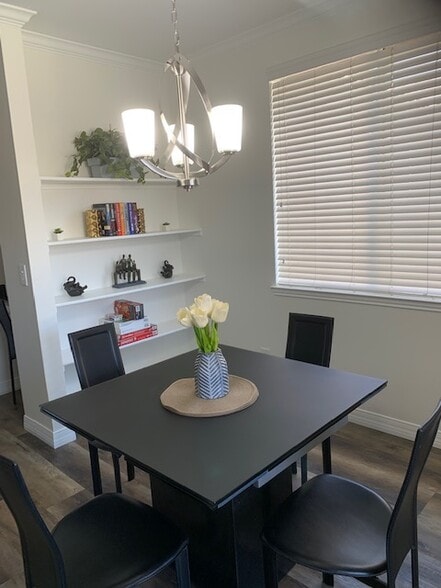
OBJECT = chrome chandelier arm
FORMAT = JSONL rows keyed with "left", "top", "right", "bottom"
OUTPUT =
{"left": 155, "top": 52, "right": 231, "bottom": 180}
{"left": 127, "top": 0, "right": 242, "bottom": 190}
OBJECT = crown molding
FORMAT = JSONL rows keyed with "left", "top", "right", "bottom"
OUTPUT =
{"left": 22, "top": 30, "right": 163, "bottom": 73}
{"left": 268, "top": 14, "right": 441, "bottom": 82}
{"left": 0, "top": 2, "right": 36, "bottom": 28}
{"left": 191, "top": 0, "right": 330, "bottom": 60}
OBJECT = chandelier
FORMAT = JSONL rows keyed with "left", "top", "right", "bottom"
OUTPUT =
{"left": 121, "top": 0, "right": 243, "bottom": 191}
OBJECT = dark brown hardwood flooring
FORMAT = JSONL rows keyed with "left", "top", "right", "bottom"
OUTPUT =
{"left": 0, "top": 391, "right": 440, "bottom": 587}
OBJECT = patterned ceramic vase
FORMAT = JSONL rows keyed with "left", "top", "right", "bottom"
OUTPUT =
{"left": 194, "top": 348, "right": 229, "bottom": 399}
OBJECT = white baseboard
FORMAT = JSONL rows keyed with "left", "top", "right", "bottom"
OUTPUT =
{"left": 23, "top": 415, "right": 76, "bottom": 449}
{"left": 350, "top": 408, "right": 441, "bottom": 449}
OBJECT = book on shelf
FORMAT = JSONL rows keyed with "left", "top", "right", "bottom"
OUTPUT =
{"left": 117, "top": 324, "right": 158, "bottom": 346}
{"left": 114, "top": 299, "right": 144, "bottom": 320}
{"left": 137, "top": 207, "right": 146, "bottom": 233}
{"left": 100, "top": 316, "right": 151, "bottom": 335}
{"left": 84, "top": 209, "right": 101, "bottom": 238}
{"left": 84, "top": 201, "right": 145, "bottom": 238}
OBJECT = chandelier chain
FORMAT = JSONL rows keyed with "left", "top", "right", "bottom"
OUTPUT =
{"left": 171, "top": 0, "right": 181, "bottom": 54}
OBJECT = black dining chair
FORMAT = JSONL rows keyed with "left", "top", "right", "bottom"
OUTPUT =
{"left": 285, "top": 313, "right": 334, "bottom": 483}
{"left": 0, "top": 285, "right": 18, "bottom": 406}
{"left": 262, "top": 398, "right": 441, "bottom": 588}
{"left": 0, "top": 454, "right": 191, "bottom": 588}
{"left": 68, "top": 323, "right": 135, "bottom": 495}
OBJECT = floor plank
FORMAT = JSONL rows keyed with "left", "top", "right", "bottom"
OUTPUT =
{"left": 0, "top": 391, "right": 439, "bottom": 587}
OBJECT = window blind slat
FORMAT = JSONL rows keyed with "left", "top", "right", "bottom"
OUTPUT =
{"left": 271, "top": 32, "right": 441, "bottom": 301}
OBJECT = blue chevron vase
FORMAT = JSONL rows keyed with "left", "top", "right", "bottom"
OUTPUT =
{"left": 194, "top": 349, "right": 229, "bottom": 399}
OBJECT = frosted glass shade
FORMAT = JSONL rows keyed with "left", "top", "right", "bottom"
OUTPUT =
{"left": 168, "top": 124, "right": 195, "bottom": 166}
{"left": 121, "top": 109, "right": 155, "bottom": 158}
{"left": 211, "top": 104, "right": 243, "bottom": 153}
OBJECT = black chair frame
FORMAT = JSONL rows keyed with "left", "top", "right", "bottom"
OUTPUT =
{"left": 285, "top": 313, "right": 334, "bottom": 483}
{"left": 262, "top": 398, "right": 441, "bottom": 588}
{"left": 68, "top": 323, "right": 135, "bottom": 495}
{"left": 0, "top": 454, "right": 191, "bottom": 588}
{"left": 0, "top": 287, "right": 18, "bottom": 406}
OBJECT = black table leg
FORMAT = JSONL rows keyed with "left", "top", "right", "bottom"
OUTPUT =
{"left": 88, "top": 442, "right": 102, "bottom": 496}
{"left": 150, "top": 468, "right": 293, "bottom": 588}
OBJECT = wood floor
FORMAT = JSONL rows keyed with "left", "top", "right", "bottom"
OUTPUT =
{"left": 0, "top": 391, "right": 440, "bottom": 587}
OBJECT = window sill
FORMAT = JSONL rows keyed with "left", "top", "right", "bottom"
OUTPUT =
{"left": 271, "top": 284, "right": 441, "bottom": 313}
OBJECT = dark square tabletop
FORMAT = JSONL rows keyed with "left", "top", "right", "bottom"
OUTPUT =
{"left": 41, "top": 345, "right": 387, "bottom": 509}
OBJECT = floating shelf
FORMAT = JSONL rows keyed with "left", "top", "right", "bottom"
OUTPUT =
{"left": 48, "top": 228, "right": 202, "bottom": 247}
{"left": 55, "top": 273, "right": 206, "bottom": 307}
{"left": 41, "top": 176, "right": 175, "bottom": 186}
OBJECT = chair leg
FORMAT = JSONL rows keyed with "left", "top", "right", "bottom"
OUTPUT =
{"left": 126, "top": 458, "right": 135, "bottom": 481}
{"left": 262, "top": 543, "right": 279, "bottom": 588}
{"left": 301, "top": 454, "right": 308, "bottom": 484}
{"left": 9, "top": 357, "right": 16, "bottom": 406}
{"left": 323, "top": 572, "right": 334, "bottom": 586}
{"left": 175, "top": 546, "right": 191, "bottom": 588}
{"left": 88, "top": 443, "right": 103, "bottom": 496}
{"left": 411, "top": 545, "right": 419, "bottom": 588}
{"left": 322, "top": 437, "right": 332, "bottom": 474}
{"left": 111, "top": 452, "right": 123, "bottom": 493}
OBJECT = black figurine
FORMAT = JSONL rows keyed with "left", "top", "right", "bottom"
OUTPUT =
{"left": 160, "top": 260, "right": 174, "bottom": 279}
{"left": 113, "top": 253, "right": 146, "bottom": 288}
{"left": 63, "top": 276, "right": 87, "bottom": 297}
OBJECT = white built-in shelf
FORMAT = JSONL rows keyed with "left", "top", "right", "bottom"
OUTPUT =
{"left": 41, "top": 176, "right": 174, "bottom": 186}
{"left": 61, "top": 319, "right": 188, "bottom": 366}
{"left": 48, "top": 228, "right": 202, "bottom": 247}
{"left": 55, "top": 273, "right": 206, "bottom": 307}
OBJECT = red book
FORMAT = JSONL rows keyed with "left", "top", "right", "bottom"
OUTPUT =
{"left": 118, "top": 325, "right": 158, "bottom": 346}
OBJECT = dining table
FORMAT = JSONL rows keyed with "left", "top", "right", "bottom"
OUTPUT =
{"left": 41, "top": 345, "right": 387, "bottom": 588}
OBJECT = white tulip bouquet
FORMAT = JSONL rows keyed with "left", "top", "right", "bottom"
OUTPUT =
{"left": 177, "top": 293, "right": 229, "bottom": 353}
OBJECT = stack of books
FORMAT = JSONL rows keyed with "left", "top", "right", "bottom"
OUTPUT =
{"left": 84, "top": 202, "right": 146, "bottom": 237}
{"left": 100, "top": 300, "right": 158, "bottom": 346}
{"left": 115, "top": 320, "right": 158, "bottom": 346}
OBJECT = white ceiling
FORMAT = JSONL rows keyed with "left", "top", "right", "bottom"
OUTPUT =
{"left": 8, "top": 0, "right": 321, "bottom": 62}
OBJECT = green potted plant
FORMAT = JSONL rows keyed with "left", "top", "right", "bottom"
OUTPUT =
{"left": 65, "top": 127, "right": 147, "bottom": 183}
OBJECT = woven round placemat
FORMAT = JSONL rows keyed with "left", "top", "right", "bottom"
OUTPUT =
{"left": 160, "top": 375, "right": 259, "bottom": 417}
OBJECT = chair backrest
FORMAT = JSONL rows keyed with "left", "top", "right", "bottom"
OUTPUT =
{"left": 285, "top": 313, "right": 334, "bottom": 367}
{"left": 387, "top": 399, "right": 441, "bottom": 584}
{"left": 0, "top": 284, "right": 7, "bottom": 301}
{"left": 0, "top": 299, "right": 16, "bottom": 361}
{"left": 68, "top": 323, "right": 125, "bottom": 390}
{"left": 0, "top": 455, "right": 67, "bottom": 587}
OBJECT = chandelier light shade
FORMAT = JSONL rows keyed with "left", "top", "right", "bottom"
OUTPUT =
{"left": 210, "top": 105, "right": 243, "bottom": 154}
{"left": 121, "top": 0, "right": 243, "bottom": 191}
{"left": 121, "top": 109, "right": 155, "bottom": 158}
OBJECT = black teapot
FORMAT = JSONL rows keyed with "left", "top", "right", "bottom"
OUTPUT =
{"left": 63, "top": 276, "right": 87, "bottom": 297}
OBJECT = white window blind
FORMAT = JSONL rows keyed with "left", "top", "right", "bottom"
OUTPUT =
{"left": 271, "top": 33, "right": 441, "bottom": 302}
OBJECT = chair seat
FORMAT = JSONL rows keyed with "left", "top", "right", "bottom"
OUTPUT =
{"left": 263, "top": 474, "right": 392, "bottom": 578}
{"left": 53, "top": 493, "right": 188, "bottom": 588}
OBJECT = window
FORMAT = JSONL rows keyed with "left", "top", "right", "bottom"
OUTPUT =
{"left": 271, "top": 33, "right": 441, "bottom": 304}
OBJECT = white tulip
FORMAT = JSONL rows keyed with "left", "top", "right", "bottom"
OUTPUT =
{"left": 193, "top": 293, "right": 213, "bottom": 313}
{"left": 211, "top": 300, "right": 229, "bottom": 323}
{"left": 176, "top": 307, "right": 193, "bottom": 327}
{"left": 190, "top": 305, "right": 209, "bottom": 328}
